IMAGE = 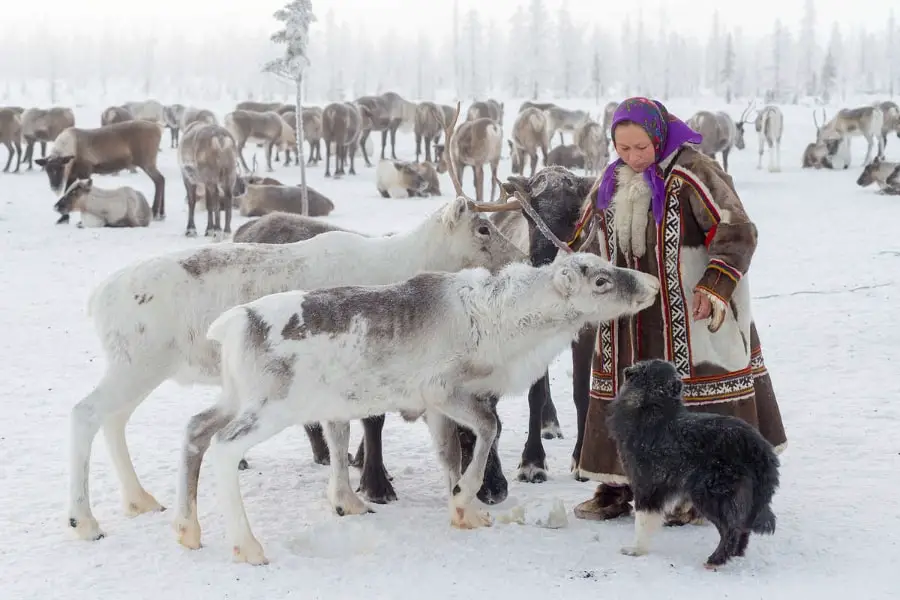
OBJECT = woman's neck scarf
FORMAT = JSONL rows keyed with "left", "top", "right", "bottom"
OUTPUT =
{"left": 595, "top": 97, "right": 702, "bottom": 224}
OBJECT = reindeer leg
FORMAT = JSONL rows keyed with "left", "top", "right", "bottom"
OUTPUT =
{"left": 390, "top": 123, "right": 399, "bottom": 160}
{"left": 143, "top": 165, "right": 166, "bottom": 221}
{"left": 380, "top": 129, "right": 388, "bottom": 160}
{"left": 236, "top": 142, "right": 250, "bottom": 173}
{"left": 324, "top": 139, "right": 332, "bottom": 177}
{"left": 349, "top": 144, "right": 357, "bottom": 176}
{"left": 518, "top": 374, "right": 550, "bottom": 483}
{"left": 558, "top": 131, "right": 564, "bottom": 146}
{"left": 13, "top": 142, "right": 22, "bottom": 173}
{"left": 356, "top": 415, "right": 397, "bottom": 504}
{"left": 40, "top": 141, "right": 47, "bottom": 159}
{"left": 415, "top": 133, "right": 422, "bottom": 163}
{"left": 223, "top": 191, "right": 232, "bottom": 236}
{"left": 490, "top": 160, "right": 499, "bottom": 202}
{"left": 24, "top": 140, "right": 33, "bottom": 170}
{"left": 265, "top": 142, "right": 274, "bottom": 172}
{"left": 570, "top": 326, "right": 595, "bottom": 477}
{"left": 360, "top": 131, "right": 373, "bottom": 167}
{"left": 3, "top": 141, "right": 11, "bottom": 172}
{"left": 204, "top": 187, "right": 216, "bottom": 238}
{"left": 473, "top": 164, "right": 484, "bottom": 203}
{"left": 184, "top": 178, "right": 198, "bottom": 237}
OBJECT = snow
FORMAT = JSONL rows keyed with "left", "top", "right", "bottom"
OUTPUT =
{"left": 1, "top": 94, "right": 899, "bottom": 599}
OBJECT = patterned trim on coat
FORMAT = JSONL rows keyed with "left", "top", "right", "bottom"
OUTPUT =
{"left": 750, "top": 345, "right": 768, "bottom": 379}
{"left": 591, "top": 207, "right": 619, "bottom": 399}
{"left": 656, "top": 175, "right": 692, "bottom": 377}
{"left": 683, "top": 367, "right": 756, "bottom": 405}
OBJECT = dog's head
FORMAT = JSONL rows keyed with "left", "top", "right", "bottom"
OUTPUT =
{"left": 618, "top": 359, "right": 685, "bottom": 413}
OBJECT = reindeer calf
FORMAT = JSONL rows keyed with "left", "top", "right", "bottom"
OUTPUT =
{"left": 54, "top": 178, "right": 151, "bottom": 228}
{"left": 376, "top": 159, "right": 430, "bottom": 199}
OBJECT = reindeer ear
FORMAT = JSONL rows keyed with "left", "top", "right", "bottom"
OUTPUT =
{"left": 502, "top": 176, "right": 529, "bottom": 198}
{"left": 551, "top": 264, "right": 579, "bottom": 297}
{"left": 442, "top": 195, "right": 469, "bottom": 228}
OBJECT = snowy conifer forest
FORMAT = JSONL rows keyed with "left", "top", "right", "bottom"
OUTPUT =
{"left": 0, "top": 1, "right": 896, "bottom": 105}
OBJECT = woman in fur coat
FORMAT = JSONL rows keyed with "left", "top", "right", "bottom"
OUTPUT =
{"left": 573, "top": 97, "right": 788, "bottom": 522}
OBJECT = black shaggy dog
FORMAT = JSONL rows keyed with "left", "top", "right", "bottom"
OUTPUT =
{"left": 607, "top": 359, "right": 780, "bottom": 569}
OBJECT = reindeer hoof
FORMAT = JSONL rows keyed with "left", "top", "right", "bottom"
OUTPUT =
{"left": 185, "top": 229, "right": 198, "bottom": 238}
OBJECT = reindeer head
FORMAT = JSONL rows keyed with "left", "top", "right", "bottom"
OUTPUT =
{"left": 54, "top": 177, "right": 92, "bottom": 215}
{"left": 734, "top": 101, "right": 756, "bottom": 150}
{"left": 856, "top": 157, "right": 882, "bottom": 187}
{"left": 35, "top": 154, "right": 75, "bottom": 194}
{"left": 399, "top": 162, "right": 430, "bottom": 195}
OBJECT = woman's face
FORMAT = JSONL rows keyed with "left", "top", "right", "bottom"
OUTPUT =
{"left": 614, "top": 123, "right": 656, "bottom": 173}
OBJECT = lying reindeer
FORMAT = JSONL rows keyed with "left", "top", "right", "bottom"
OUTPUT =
{"left": 856, "top": 157, "right": 900, "bottom": 195}
{"left": 54, "top": 178, "right": 151, "bottom": 228}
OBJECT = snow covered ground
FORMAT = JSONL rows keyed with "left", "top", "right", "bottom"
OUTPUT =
{"left": 1, "top": 94, "right": 899, "bottom": 599}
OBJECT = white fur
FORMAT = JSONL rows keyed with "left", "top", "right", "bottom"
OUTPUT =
{"left": 375, "top": 159, "right": 426, "bottom": 199}
{"left": 47, "top": 129, "right": 78, "bottom": 193}
{"left": 187, "top": 253, "right": 661, "bottom": 563}
{"left": 65, "top": 196, "right": 527, "bottom": 541}
{"left": 610, "top": 165, "right": 652, "bottom": 259}
{"left": 678, "top": 247, "right": 752, "bottom": 372}
{"left": 755, "top": 106, "right": 784, "bottom": 173}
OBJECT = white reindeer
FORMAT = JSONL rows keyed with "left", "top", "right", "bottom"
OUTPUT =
{"left": 64, "top": 196, "right": 526, "bottom": 542}
{"left": 754, "top": 105, "right": 784, "bottom": 172}
{"left": 175, "top": 252, "right": 661, "bottom": 564}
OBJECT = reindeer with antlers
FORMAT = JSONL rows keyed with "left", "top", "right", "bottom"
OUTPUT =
{"left": 815, "top": 104, "right": 885, "bottom": 165}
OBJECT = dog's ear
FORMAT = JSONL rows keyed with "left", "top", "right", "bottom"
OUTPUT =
{"left": 667, "top": 376, "right": 684, "bottom": 398}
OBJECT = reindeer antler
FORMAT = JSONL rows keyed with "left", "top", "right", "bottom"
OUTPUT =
{"left": 437, "top": 103, "right": 573, "bottom": 254}
{"left": 739, "top": 100, "right": 757, "bottom": 124}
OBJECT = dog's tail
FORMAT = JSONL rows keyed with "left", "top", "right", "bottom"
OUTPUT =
{"left": 749, "top": 504, "right": 776, "bottom": 534}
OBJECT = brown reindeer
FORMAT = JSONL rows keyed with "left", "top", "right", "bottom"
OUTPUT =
{"left": 280, "top": 107, "right": 323, "bottom": 166}
{"left": 178, "top": 122, "right": 244, "bottom": 239}
{"left": 180, "top": 107, "right": 217, "bottom": 131}
{"left": 467, "top": 99, "right": 504, "bottom": 124}
{"left": 354, "top": 94, "right": 393, "bottom": 166}
{"left": 508, "top": 107, "right": 549, "bottom": 177}
{"left": 21, "top": 107, "right": 75, "bottom": 169}
{"left": 573, "top": 118, "right": 609, "bottom": 176}
{"left": 546, "top": 144, "right": 585, "bottom": 170}
{"left": 602, "top": 101, "right": 619, "bottom": 132}
{"left": 163, "top": 104, "right": 186, "bottom": 148}
{"left": 414, "top": 101, "right": 445, "bottom": 163}
{"left": 35, "top": 120, "right": 166, "bottom": 222}
{"left": 321, "top": 102, "right": 366, "bottom": 177}
{"left": 0, "top": 108, "right": 23, "bottom": 173}
{"left": 380, "top": 91, "right": 417, "bottom": 157}
{"left": 101, "top": 106, "right": 134, "bottom": 126}
{"left": 235, "top": 101, "right": 290, "bottom": 113}
{"left": 434, "top": 117, "right": 502, "bottom": 203}
{"left": 224, "top": 109, "right": 293, "bottom": 172}
{"left": 239, "top": 184, "right": 334, "bottom": 217}
{"left": 687, "top": 110, "right": 738, "bottom": 172}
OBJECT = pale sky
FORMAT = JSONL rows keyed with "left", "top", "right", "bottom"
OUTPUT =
{"left": 7, "top": 0, "right": 894, "bottom": 38}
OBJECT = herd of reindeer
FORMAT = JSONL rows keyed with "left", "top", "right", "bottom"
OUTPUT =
{"left": 0, "top": 91, "right": 899, "bottom": 237}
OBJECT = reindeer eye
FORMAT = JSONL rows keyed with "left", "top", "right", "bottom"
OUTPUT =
{"left": 595, "top": 276, "right": 610, "bottom": 288}
{"left": 477, "top": 225, "right": 490, "bottom": 236}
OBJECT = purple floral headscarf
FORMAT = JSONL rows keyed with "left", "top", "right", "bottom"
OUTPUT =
{"left": 596, "top": 97, "right": 702, "bottom": 224}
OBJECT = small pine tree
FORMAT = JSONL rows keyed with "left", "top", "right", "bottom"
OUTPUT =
{"left": 264, "top": 0, "right": 316, "bottom": 215}
{"left": 722, "top": 32, "right": 736, "bottom": 103}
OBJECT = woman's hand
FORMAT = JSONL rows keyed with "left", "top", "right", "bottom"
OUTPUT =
{"left": 691, "top": 291, "right": 712, "bottom": 321}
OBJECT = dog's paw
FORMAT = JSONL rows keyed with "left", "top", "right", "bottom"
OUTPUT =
{"left": 620, "top": 546, "right": 647, "bottom": 557}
